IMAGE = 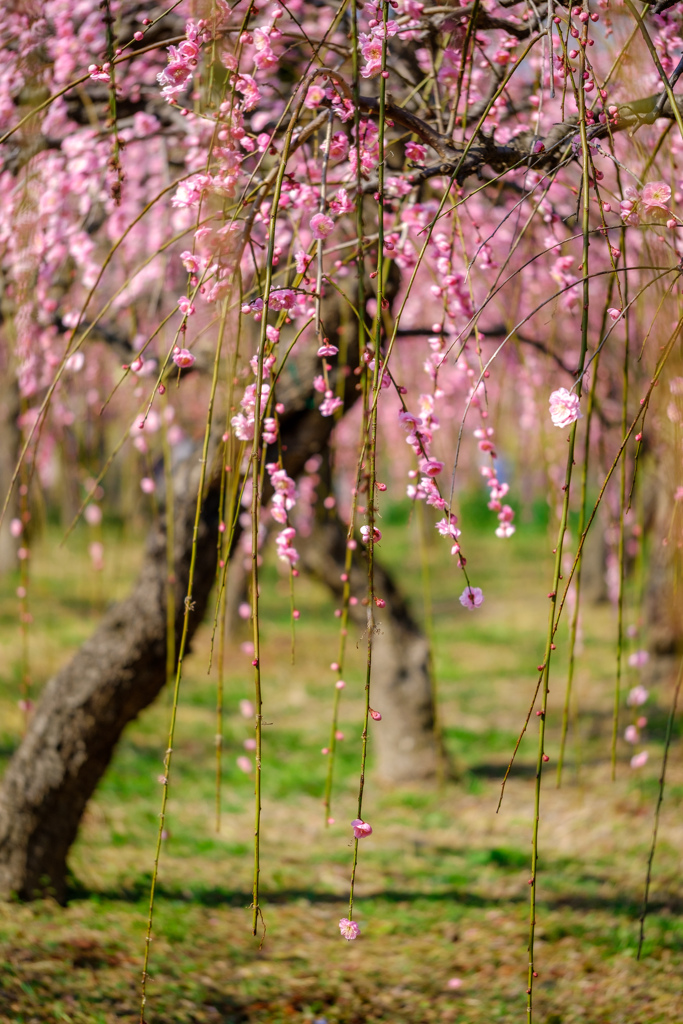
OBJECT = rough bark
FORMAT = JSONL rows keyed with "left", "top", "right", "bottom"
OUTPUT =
{"left": 0, "top": 450, "right": 222, "bottom": 903}
{"left": 0, "top": 371, "right": 20, "bottom": 575}
{"left": 642, "top": 454, "right": 683, "bottom": 686}
{"left": 298, "top": 517, "right": 450, "bottom": 785}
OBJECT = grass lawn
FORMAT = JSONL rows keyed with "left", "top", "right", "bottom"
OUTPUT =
{"left": 0, "top": 499, "right": 681, "bottom": 1023}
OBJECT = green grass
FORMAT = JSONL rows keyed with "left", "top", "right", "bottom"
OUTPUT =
{"left": 0, "top": 507, "right": 681, "bottom": 1023}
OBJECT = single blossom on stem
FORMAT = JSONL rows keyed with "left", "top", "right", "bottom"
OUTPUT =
{"left": 310, "top": 212, "right": 335, "bottom": 239}
{"left": 641, "top": 181, "right": 671, "bottom": 211}
{"left": 360, "top": 525, "right": 382, "bottom": 544}
{"left": 459, "top": 586, "right": 484, "bottom": 610}
{"left": 338, "top": 918, "right": 360, "bottom": 941}
{"left": 351, "top": 818, "right": 373, "bottom": 838}
{"left": 627, "top": 685, "right": 649, "bottom": 707}
{"left": 172, "top": 347, "right": 195, "bottom": 369}
{"left": 549, "top": 387, "right": 581, "bottom": 428}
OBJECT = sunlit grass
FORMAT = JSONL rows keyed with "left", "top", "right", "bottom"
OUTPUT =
{"left": 0, "top": 503, "right": 681, "bottom": 1023}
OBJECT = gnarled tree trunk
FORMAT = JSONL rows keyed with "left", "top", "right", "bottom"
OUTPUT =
{"left": 298, "top": 517, "right": 450, "bottom": 784}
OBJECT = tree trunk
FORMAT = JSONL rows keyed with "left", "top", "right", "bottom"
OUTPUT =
{"left": 298, "top": 517, "right": 450, "bottom": 784}
{"left": 642, "top": 452, "right": 683, "bottom": 687}
{"left": 0, "top": 370, "right": 20, "bottom": 575}
{"left": 0, "top": 451, "right": 221, "bottom": 903}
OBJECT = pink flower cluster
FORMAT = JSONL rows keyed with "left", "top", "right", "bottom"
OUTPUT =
{"left": 401, "top": 396, "right": 446, "bottom": 510}
{"left": 625, "top": 680, "right": 649, "bottom": 768}
{"left": 620, "top": 181, "right": 673, "bottom": 227}
{"left": 275, "top": 526, "right": 299, "bottom": 566}
{"left": 267, "top": 464, "right": 296, "bottom": 525}
{"left": 231, "top": 383, "right": 271, "bottom": 442}
{"left": 157, "top": 20, "right": 206, "bottom": 104}
{"left": 477, "top": 434, "right": 515, "bottom": 539}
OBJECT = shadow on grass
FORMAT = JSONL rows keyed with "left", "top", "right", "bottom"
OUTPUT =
{"left": 65, "top": 878, "right": 683, "bottom": 919}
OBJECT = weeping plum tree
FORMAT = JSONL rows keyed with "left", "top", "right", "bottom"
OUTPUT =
{"left": 1, "top": 0, "right": 683, "bottom": 1018}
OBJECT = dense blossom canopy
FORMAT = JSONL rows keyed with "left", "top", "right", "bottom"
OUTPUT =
{"left": 2, "top": 0, "right": 682, "bottom": 1015}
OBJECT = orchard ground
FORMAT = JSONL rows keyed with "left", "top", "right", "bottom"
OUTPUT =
{"left": 0, "top": 497, "right": 681, "bottom": 1024}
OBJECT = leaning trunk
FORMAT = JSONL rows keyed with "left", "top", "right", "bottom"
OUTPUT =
{"left": 298, "top": 517, "right": 449, "bottom": 784}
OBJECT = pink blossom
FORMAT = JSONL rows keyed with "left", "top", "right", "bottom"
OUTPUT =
{"left": 405, "top": 141, "right": 427, "bottom": 162}
{"left": 459, "top": 586, "right": 484, "bottom": 610}
{"left": 329, "top": 188, "right": 354, "bottom": 216}
{"left": 627, "top": 685, "right": 649, "bottom": 707}
{"left": 304, "top": 84, "right": 325, "bottom": 108}
{"left": 624, "top": 724, "right": 639, "bottom": 744}
{"left": 642, "top": 181, "right": 671, "bottom": 210}
{"left": 140, "top": 477, "right": 156, "bottom": 494}
{"left": 324, "top": 132, "right": 349, "bottom": 161}
{"left": 447, "top": 978, "right": 463, "bottom": 990}
{"left": 317, "top": 342, "right": 339, "bottom": 357}
{"left": 173, "top": 347, "right": 196, "bottom": 369}
{"left": 399, "top": 410, "right": 422, "bottom": 431}
{"left": 275, "top": 526, "right": 299, "bottom": 565}
{"left": 89, "top": 542, "right": 104, "bottom": 571}
{"left": 607, "top": 308, "right": 622, "bottom": 321}
{"left": 369, "top": 709, "right": 382, "bottom": 721}
{"left": 360, "top": 525, "right": 382, "bottom": 543}
{"left": 320, "top": 392, "right": 344, "bottom": 417}
{"left": 88, "top": 64, "right": 111, "bottom": 83}
{"left": 630, "top": 750, "right": 649, "bottom": 769}
{"left": 436, "top": 515, "right": 460, "bottom": 540}
{"left": 231, "top": 413, "right": 253, "bottom": 441}
{"left": 495, "top": 522, "right": 516, "bottom": 539}
{"left": 84, "top": 504, "right": 102, "bottom": 526}
{"left": 268, "top": 289, "right": 296, "bottom": 311}
{"left": 236, "top": 755, "right": 252, "bottom": 773}
{"left": 628, "top": 650, "right": 649, "bottom": 668}
{"left": 294, "top": 250, "right": 313, "bottom": 274}
{"left": 10, "top": 518, "right": 22, "bottom": 538}
{"left": 240, "top": 699, "right": 255, "bottom": 718}
{"left": 620, "top": 185, "right": 641, "bottom": 226}
{"left": 339, "top": 918, "right": 360, "bottom": 941}
{"left": 179, "top": 249, "right": 200, "bottom": 274}
{"left": 178, "top": 296, "right": 195, "bottom": 316}
{"left": 549, "top": 387, "right": 581, "bottom": 428}
{"left": 310, "top": 213, "right": 335, "bottom": 239}
{"left": 253, "top": 27, "right": 277, "bottom": 70}
{"left": 420, "top": 458, "right": 444, "bottom": 477}
{"left": 66, "top": 352, "right": 85, "bottom": 372}
{"left": 351, "top": 818, "right": 373, "bottom": 838}
{"left": 360, "top": 32, "right": 383, "bottom": 77}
